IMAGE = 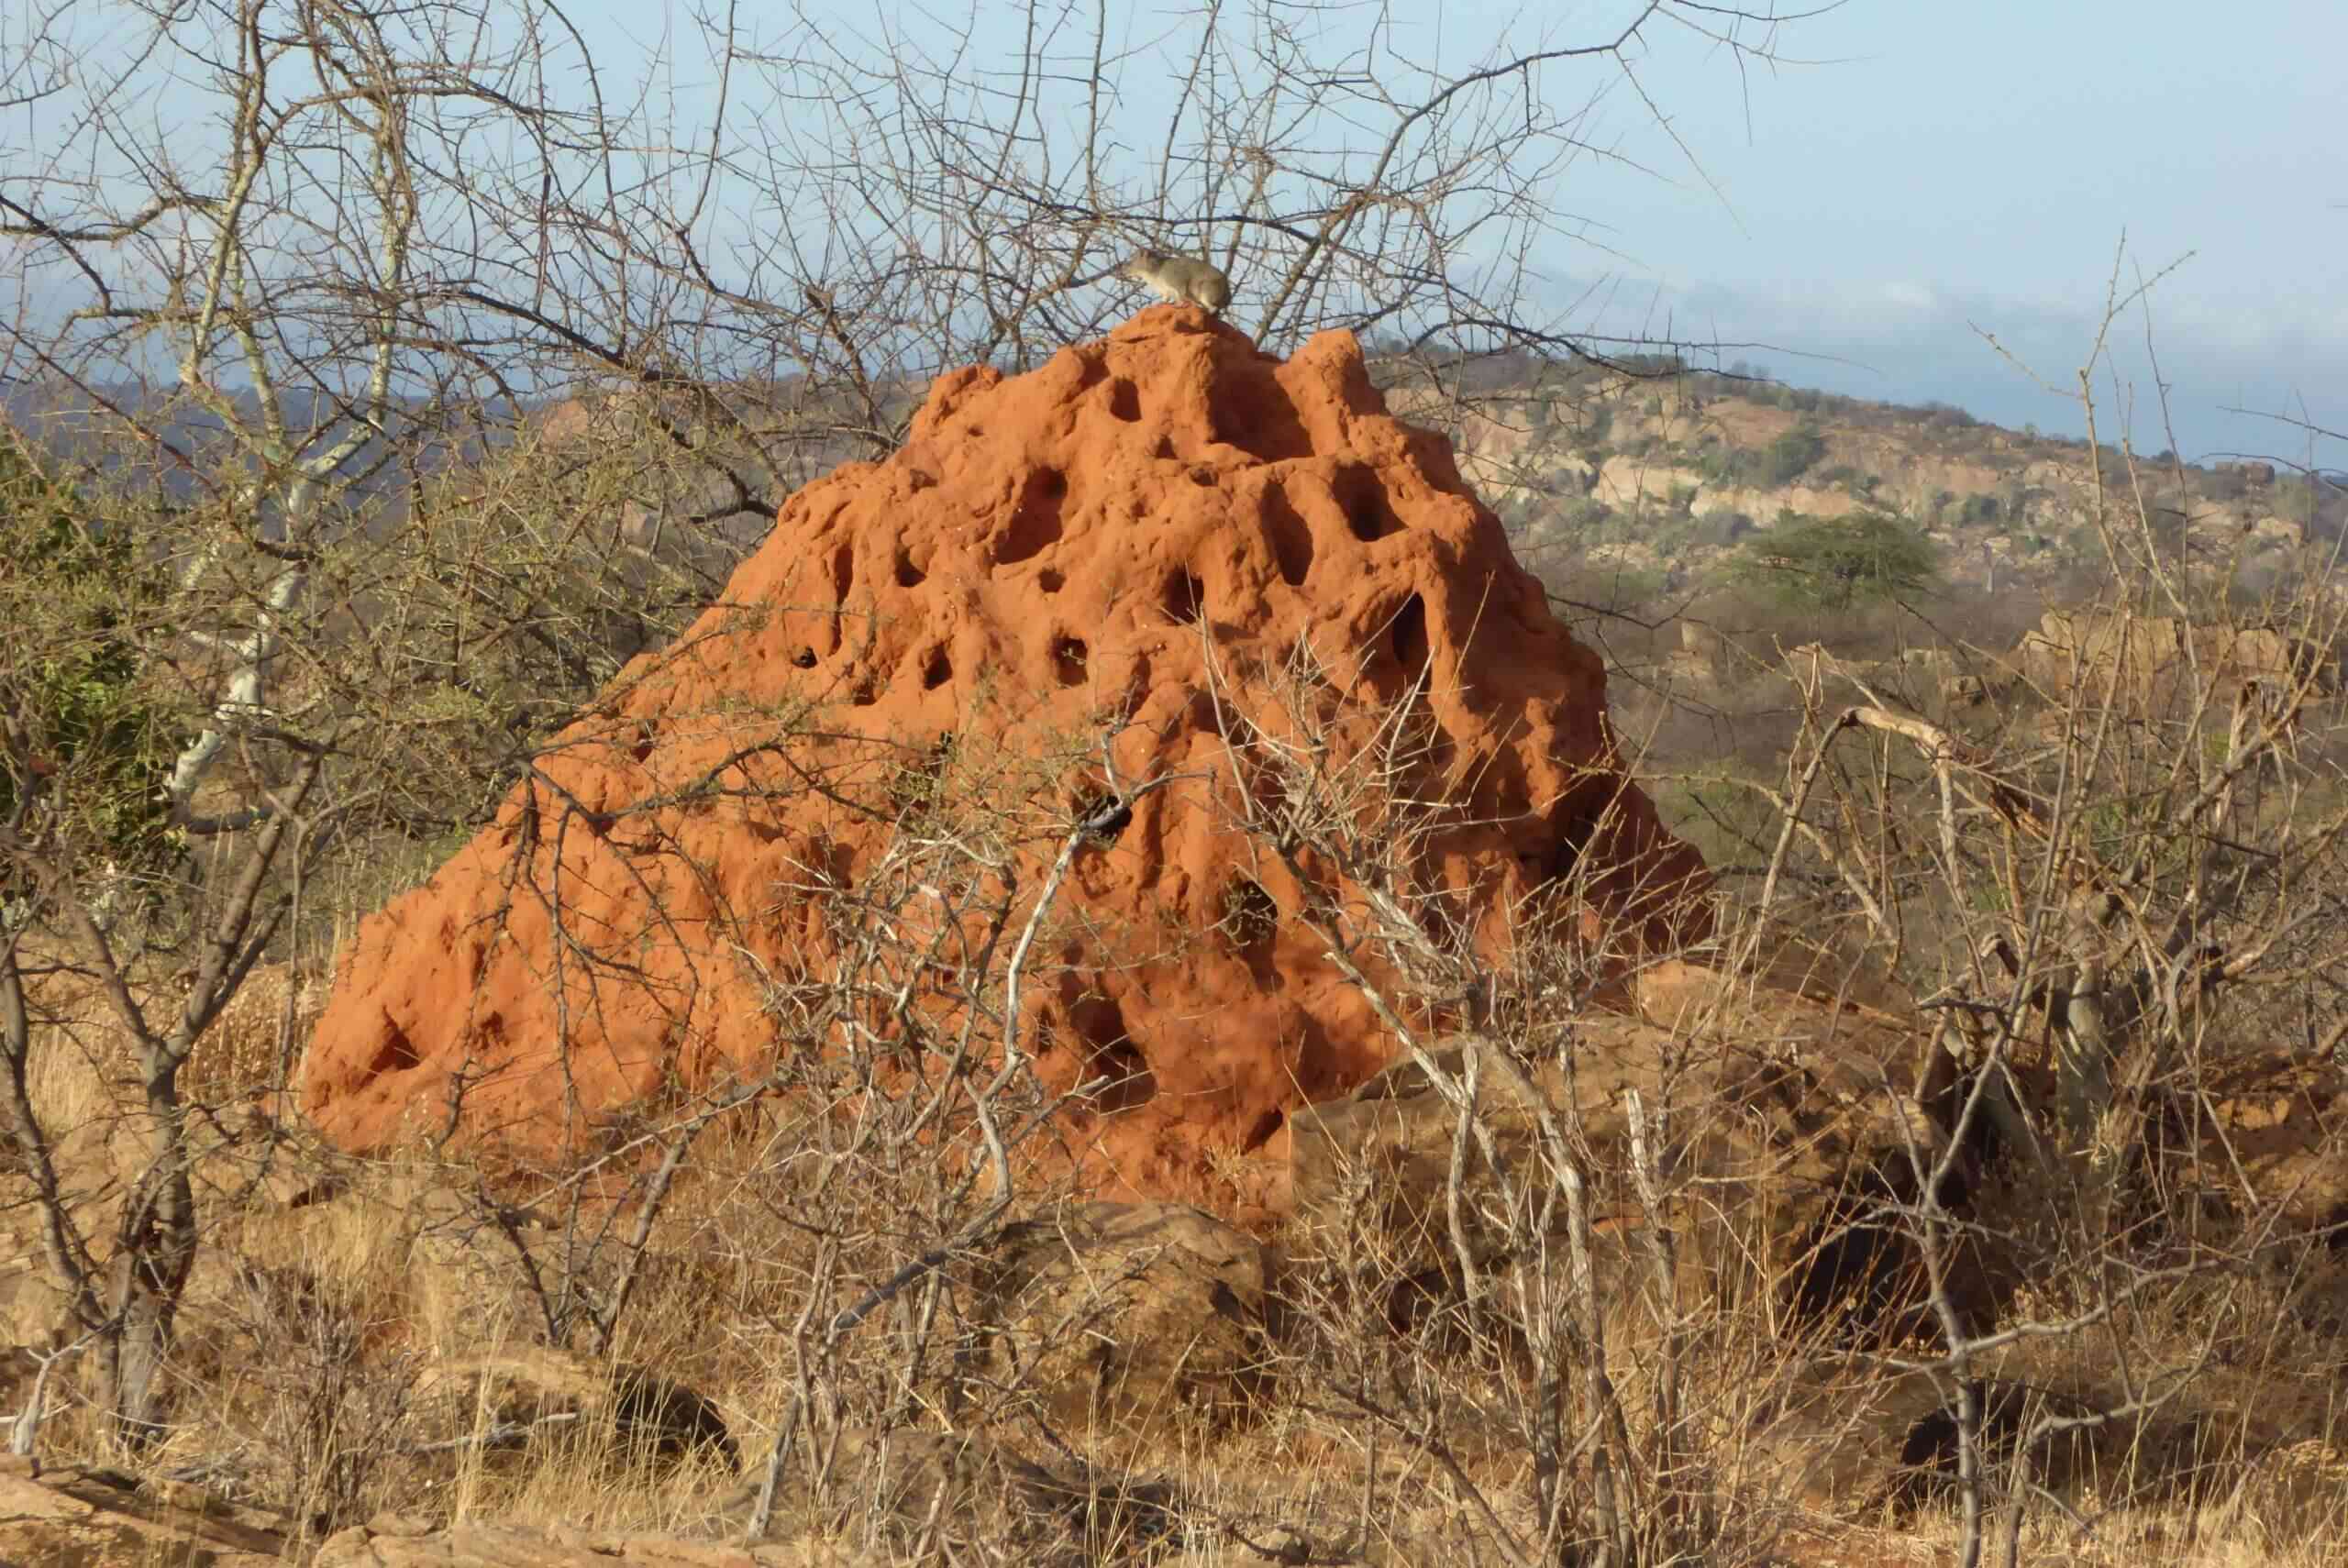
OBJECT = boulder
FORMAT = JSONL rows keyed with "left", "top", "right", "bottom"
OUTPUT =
{"left": 1287, "top": 965, "right": 2001, "bottom": 1338}
{"left": 1754, "top": 1356, "right": 2105, "bottom": 1515}
{"left": 300, "top": 308, "right": 1707, "bottom": 1204}
{"left": 0, "top": 1458, "right": 289, "bottom": 1567}
{"left": 2014, "top": 611, "right": 2335, "bottom": 704}
{"left": 711, "top": 1424, "right": 1184, "bottom": 1563}
{"left": 972, "top": 1200, "right": 1273, "bottom": 1437}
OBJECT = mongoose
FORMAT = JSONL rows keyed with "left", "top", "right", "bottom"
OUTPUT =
{"left": 1116, "top": 250, "right": 1233, "bottom": 317}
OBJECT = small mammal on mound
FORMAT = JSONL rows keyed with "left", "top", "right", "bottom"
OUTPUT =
{"left": 1117, "top": 249, "right": 1233, "bottom": 317}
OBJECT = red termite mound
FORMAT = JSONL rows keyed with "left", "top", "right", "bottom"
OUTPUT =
{"left": 298, "top": 309, "right": 1709, "bottom": 1203}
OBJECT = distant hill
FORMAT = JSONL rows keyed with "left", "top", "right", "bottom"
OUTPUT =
{"left": 1378, "top": 359, "right": 2345, "bottom": 605}
{"left": 11, "top": 355, "right": 2341, "bottom": 600}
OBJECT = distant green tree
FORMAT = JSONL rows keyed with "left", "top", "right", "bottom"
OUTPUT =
{"left": 0, "top": 436, "right": 183, "bottom": 915}
{"left": 1733, "top": 511, "right": 1942, "bottom": 609}
{"left": 1763, "top": 425, "right": 1828, "bottom": 486}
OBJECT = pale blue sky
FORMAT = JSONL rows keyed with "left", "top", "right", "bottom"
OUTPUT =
{"left": 13, "top": 0, "right": 2342, "bottom": 469}
{"left": 614, "top": 0, "right": 2342, "bottom": 465}
{"left": 1527, "top": 0, "right": 2347, "bottom": 465}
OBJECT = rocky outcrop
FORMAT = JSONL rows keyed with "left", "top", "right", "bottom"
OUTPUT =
{"left": 0, "top": 1457, "right": 289, "bottom": 1567}
{"left": 2012, "top": 610, "right": 2337, "bottom": 702}
{"left": 299, "top": 307, "right": 1707, "bottom": 1202}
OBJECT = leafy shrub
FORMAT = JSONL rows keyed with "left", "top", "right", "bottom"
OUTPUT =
{"left": 0, "top": 439, "right": 184, "bottom": 907}
{"left": 1762, "top": 425, "right": 1828, "bottom": 487}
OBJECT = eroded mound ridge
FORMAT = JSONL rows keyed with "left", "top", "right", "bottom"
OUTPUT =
{"left": 299, "top": 310, "right": 1708, "bottom": 1201}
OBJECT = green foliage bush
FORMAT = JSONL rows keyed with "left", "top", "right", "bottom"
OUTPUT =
{"left": 0, "top": 439, "right": 184, "bottom": 900}
{"left": 1762, "top": 425, "right": 1827, "bottom": 487}
{"left": 1731, "top": 511, "right": 1941, "bottom": 609}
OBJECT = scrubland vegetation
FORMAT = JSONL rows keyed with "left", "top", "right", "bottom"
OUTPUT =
{"left": 3, "top": 2, "right": 2346, "bottom": 1566}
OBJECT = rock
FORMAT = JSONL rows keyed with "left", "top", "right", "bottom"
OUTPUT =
{"left": 0, "top": 1343, "right": 39, "bottom": 1420}
{"left": 0, "top": 1463, "right": 288, "bottom": 1567}
{"left": 1287, "top": 965, "right": 2004, "bottom": 1339}
{"left": 1678, "top": 620, "right": 1730, "bottom": 667}
{"left": 0, "top": 1262, "right": 75, "bottom": 1359}
{"left": 730, "top": 1424, "right": 1184, "bottom": 1562}
{"left": 315, "top": 1518, "right": 832, "bottom": 1567}
{"left": 409, "top": 1346, "right": 737, "bottom": 1472}
{"left": 972, "top": 1200, "right": 1273, "bottom": 1436}
{"left": 301, "top": 308, "right": 1707, "bottom": 1204}
{"left": 610, "top": 1365, "right": 738, "bottom": 1469}
{"left": 2191, "top": 1053, "right": 2348, "bottom": 1301}
{"left": 1593, "top": 455, "right": 1710, "bottom": 509}
{"left": 2229, "top": 1439, "right": 2348, "bottom": 1542}
{"left": 1755, "top": 1357, "right": 2104, "bottom": 1514}
{"left": 2013, "top": 611, "right": 2335, "bottom": 703}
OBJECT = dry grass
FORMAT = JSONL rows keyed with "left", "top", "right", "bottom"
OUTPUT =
{"left": 6, "top": 904, "right": 2348, "bottom": 1568}
{"left": 7, "top": 556, "right": 2348, "bottom": 1568}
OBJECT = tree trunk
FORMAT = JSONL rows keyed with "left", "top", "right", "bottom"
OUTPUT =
{"left": 100, "top": 1074, "right": 196, "bottom": 1447}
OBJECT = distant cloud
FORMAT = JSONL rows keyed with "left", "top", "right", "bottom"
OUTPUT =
{"left": 1568, "top": 269, "right": 2348, "bottom": 466}
{"left": 1876, "top": 281, "right": 1942, "bottom": 315}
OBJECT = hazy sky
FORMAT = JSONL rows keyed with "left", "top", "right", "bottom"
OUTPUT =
{"left": 1527, "top": 0, "right": 2347, "bottom": 466}
{"left": 614, "top": 0, "right": 2340, "bottom": 465}
{"left": 16, "top": 1, "right": 2342, "bottom": 469}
